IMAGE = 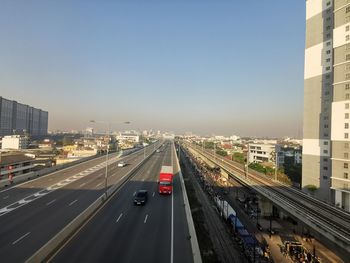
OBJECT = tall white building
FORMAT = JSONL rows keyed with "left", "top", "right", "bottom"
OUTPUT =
{"left": 303, "top": 0, "right": 350, "bottom": 210}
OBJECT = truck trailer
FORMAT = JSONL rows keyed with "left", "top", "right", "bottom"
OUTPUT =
{"left": 158, "top": 165, "right": 173, "bottom": 194}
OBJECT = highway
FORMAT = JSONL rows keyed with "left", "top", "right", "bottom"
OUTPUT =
{"left": 51, "top": 141, "right": 193, "bottom": 263}
{"left": 0, "top": 144, "right": 160, "bottom": 262}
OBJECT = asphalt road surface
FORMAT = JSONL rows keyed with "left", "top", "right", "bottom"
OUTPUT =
{"left": 0, "top": 144, "right": 160, "bottom": 262}
{"left": 51, "top": 141, "right": 193, "bottom": 263}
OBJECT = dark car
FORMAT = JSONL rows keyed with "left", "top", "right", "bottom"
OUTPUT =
{"left": 134, "top": 190, "right": 148, "bottom": 205}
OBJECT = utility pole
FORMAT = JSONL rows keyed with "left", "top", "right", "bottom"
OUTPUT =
{"left": 274, "top": 147, "right": 278, "bottom": 181}
{"left": 245, "top": 144, "right": 249, "bottom": 179}
{"left": 269, "top": 214, "right": 273, "bottom": 238}
{"left": 214, "top": 142, "right": 216, "bottom": 162}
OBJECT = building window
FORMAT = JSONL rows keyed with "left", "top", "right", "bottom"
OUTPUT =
{"left": 326, "top": 50, "right": 331, "bottom": 55}
{"left": 345, "top": 143, "right": 349, "bottom": 149}
{"left": 347, "top": 6, "right": 350, "bottom": 13}
{"left": 324, "top": 116, "right": 329, "bottom": 120}
{"left": 346, "top": 113, "right": 349, "bottom": 119}
{"left": 325, "top": 91, "right": 330, "bottom": 96}
{"left": 326, "top": 66, "right": 331, "bottom": 71}
{"left": 324, "top": 141, "right": 328, "bottom": 145}
{"left": 323, "top": 176, "right": 328, "bottom": 180}
{"left": 345, "top": 173, "right": 349, "bottom": 179}
{"left": 345, "top": 133, "right": 349, "bottom": 139}
{"left": 346, "top": 83, "right": 350, "bottom": 90}
{"left": 347, "top": 26, "right": 350, "bottom": 32}
{"left": 346, "top": 103, "right": 350, "bottom": 109}
{"left": 324, "top": 158, "right": 328, "bottom": 162}
{"left": 345, "top": 153, "right": 349, "bottom": 159}
{"left": 323, "top": 166, "right": 328, "bottom": 170}
{"left": 327, "top": 41, "right": 331, "bottom": 46}
{"left": 344, "top": 163, "right": 349, "bottom": 169}
{"left": 346, "top": 123, "right": 349, "bottom": 129}
{"left": 347, "top": 35, "right": 350, "bottom": 41}
{"left": 326, "top": 1, "right": 331, "bottom": 6}
{"left": 324, "top": 133, "right": 329, "bottom": 137}
{"left": 324, "top": 149, "right": 328, "bottom": 154}
{"left": 346, "top": 54, "right": 350, "bottom": 60}
{"left": 326, "top": 58, "right": 331, "bottom": 63}
{"left": 347, "top": 93, "right": 350, "bottom": 99}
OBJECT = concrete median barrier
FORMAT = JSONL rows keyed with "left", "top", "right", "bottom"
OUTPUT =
{"left": 173, "top": 144, "right": 202, "bottom": 263}
{"left": 25, "top": 144, "right": 160, "bottom": 263}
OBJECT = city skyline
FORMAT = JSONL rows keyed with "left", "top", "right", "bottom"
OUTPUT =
{"left": 0, "top": 1, "right": 305, "bottom": 137}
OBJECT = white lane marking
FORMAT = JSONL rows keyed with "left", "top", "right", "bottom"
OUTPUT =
{"left": 95, "top": 182, "right": 103, "bottom": 188}
{"left": 46, "top": 199, "right": 56, "bottom": 206}
{"left": 171, "top": 190, "right": 174, "bottom": 263}
{"left": 12, "top": 232, "right": 31, "bottom": 245}
{"left": 79, "top": 182, "right": 86, "bottom": 188}
{"left": 152, "top": 192, "right": 155, "bottom": 197}
{"left": 68, "top": 200, "right": 78, "bottom": 206}
{"left": 116, "top": 213, "right": 123, "bottom": 223}
{"left": 133, "top": 191, "right": 136, "bottom": 196}
{"left": 144, "top": 214, "right": 148, "bottom": 224}
{"left": 3, "top": 195, "right": 9, "bottom": 199}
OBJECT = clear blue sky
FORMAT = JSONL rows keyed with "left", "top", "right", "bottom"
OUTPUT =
{"left": 0, "top": 1, "right": 305, "bottom": 137}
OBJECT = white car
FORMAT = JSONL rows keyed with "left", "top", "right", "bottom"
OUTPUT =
{"left": 117, "top": 161, "right": 126, "bottom": 167}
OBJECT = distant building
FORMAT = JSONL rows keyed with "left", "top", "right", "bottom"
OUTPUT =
{"left": 1, "top": 135, "right": 29, "bottom": 150}
{"left": 0, "top": 96, "right": 48, "bottom": 137}
{"left": 230, "top": 135, "right": 241, "bottom": 141}
{"left": 248, "top": 143, "right": 277, "bottom": 164}
{"left": 117, "top": 133, "right": 140, "bottom": 143}
{"left": 276, "top": 145, "right": 302, "bottom": 167}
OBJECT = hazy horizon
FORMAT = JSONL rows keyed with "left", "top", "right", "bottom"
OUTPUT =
{"left": 0, "top": 1, "right": 305, "bottom": 138}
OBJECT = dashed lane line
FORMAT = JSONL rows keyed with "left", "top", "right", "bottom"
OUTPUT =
{"left": 12, "top": 232, "right": 31, "bottom": 245}
{"left": 116, "top": 213, "right": 123, "bottom": 223}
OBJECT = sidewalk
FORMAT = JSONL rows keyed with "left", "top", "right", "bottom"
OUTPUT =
{"left": 261, "top": 234, "right": 293, "bottom": 263}
{"left": 294, "top": 236, "right": 344, "bottom": 263}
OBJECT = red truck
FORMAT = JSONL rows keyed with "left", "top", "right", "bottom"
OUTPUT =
{"left": 158, "top": 166, "right": 173, "bottom": 194}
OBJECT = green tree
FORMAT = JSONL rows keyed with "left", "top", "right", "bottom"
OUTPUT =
{"left": 216, "top": 149, "right": 228, "bottom": 157}
{"left": 62, "top": 136, "right": 74, "bottom": 146}
{"left": 232, "top": 152, "right": 245, "bottom": 164}
{"left": 305, "top": 184, "right": 318, "bottom": 193}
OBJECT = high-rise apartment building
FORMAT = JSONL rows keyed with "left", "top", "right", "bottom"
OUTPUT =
{"left": 303, "top": 0, "right": 350, "bottom": 211}
{"left": 0, "top": 97, "right": 48, "bottom": 137}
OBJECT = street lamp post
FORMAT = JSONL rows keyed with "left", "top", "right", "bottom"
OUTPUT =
{"left": 90, "top": 120, "right": 130, "bottom": 197}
